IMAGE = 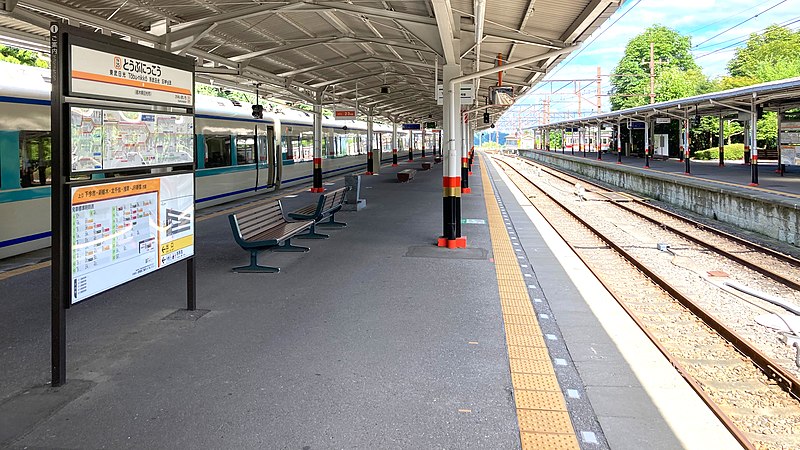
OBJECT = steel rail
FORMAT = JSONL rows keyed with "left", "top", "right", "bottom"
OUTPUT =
{"left": 518, "top": 156, "right": 800, "bottom": 291}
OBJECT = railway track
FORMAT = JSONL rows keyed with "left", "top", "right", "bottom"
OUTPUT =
{"left": 515, "top": 156, "right": 800, "bottom": 293}
{"left": 490, "top": 154, "right": 800, "bottom": 450}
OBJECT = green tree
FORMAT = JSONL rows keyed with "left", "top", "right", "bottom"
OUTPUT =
{"left": 610, "top": 25, "right": 704, "bottom": 110}
{"left": 0, "top": 45, "right": 48, "bottom": 68}
{"left": 727, "top": 25, "right": 800, "bottom": 82}
{"left": 717, "top": 25, "right": 800, "bottom": 150}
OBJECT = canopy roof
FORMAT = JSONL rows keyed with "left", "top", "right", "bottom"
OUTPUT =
{"left": 0, "top": 0, "right": 621, "bottom": 123}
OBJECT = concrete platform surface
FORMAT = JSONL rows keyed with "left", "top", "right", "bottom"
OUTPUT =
{"left": 0, "top": 154, "right": 738, "bottom": 449}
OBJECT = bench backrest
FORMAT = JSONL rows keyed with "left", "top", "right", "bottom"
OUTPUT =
{"left": 231, "top": 201, "right": 286, "bottom": 240}
{"left": 321, "top": 187, "right": 347, "bottom": 212}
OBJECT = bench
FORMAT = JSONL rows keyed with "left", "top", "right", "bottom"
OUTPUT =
{"left": 287, "top": 187, "right": 348, "bottom": 238}
{"left": 228, "top": 201, "right": 314, "bottom": 273}
{"left": 420, "top": 162, "right": 431, "bottom": 170}
{"left": 434, "top": 156, "right": 443, "bottom": 164}
{"left": 397, "top": 169, "right": 416, "bottom": 182}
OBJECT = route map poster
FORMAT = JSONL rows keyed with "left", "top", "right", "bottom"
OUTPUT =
{"left": 70, "top": 173, "right": 194, "bottom": 303}
{"left": 780, "top": 121, "right": 800, "bottom": 166}
{"left": 71, "top": 107, "right": 194, "bottom": 173}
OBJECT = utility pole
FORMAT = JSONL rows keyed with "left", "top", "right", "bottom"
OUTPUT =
{"left": 649, "top": 42, "right": 655, "bottom": 105}
{"left": 596, "top": 66, "right": 602, "bottom": 113}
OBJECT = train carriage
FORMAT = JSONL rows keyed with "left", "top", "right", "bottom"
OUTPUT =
{"left": 0, "top": 62, "right": 395, "bottom": 259}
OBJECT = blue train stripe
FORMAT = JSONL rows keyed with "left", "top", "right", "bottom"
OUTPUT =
{"left": 0, "top": 231, "right": 52, "bottom": 248}
{"left": 2, "top": 161, "right": 370, "bottom": 249}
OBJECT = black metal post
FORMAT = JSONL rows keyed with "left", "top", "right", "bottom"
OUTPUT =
{"left": 50, "top": 22, "right": 69, "bottom": 387}
{"left": 187, "top": 257, "right": 196, "bottom": 311}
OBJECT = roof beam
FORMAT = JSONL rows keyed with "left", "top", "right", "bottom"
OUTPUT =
{"left": 156, "top": 2, "right": 311, "bottom": 42}
{"left": 430, "top": 0, "right": 458, "bottom": 64}
{"left": 278, "top": 54, "right": 372, "bottom": 78}
{"left": 229, "top": 37, "right": 338, "bottom": 62}
{"left": 560, "top": 0, "right": 615, "bottom": 44}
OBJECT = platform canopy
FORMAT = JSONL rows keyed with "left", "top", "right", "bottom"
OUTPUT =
{"left": 0, "top": 0, "right": 621, "bottom": 122}
{"left": 539, "top": 76, "right": 800, "bottom": 129}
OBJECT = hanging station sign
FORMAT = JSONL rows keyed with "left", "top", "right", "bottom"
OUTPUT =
{"left": 436, "top": 84, "right": 475, "bottom": 105}
{"left": 402, "top": 123, "right": 421, "bottom": 130}
{"left": 334, "top": 109, "right": 356, "bottom": 120}
{"left": 69, "top": 45, "right": 194, "bottom": 107}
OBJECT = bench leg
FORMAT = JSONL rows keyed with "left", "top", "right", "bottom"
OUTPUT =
{"left": 233, "top": 250, "right": 280, "bottom": 273}
{"left": 296, "top": 223, "right": 329, "bottom": 240}
{"left": 273, "top": 238, "right": 310, "bottom": 252}
{"left": 316, "top": 214, "right": 347, "bottom": 229}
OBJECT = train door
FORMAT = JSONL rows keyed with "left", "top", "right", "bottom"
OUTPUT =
{"left": 265, "top": 126, "right": 276, "bottom": 187}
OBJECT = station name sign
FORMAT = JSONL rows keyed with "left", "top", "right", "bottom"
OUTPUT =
{"left": 402, "top": 123, "right": 421, "bottom": 130}
{"left": 70, "top": 46, "right": 194, "bottom": 107}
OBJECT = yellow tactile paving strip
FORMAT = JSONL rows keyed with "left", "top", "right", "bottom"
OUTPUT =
{"left": 480, "top": 155, "right": 580, "bottom": 450}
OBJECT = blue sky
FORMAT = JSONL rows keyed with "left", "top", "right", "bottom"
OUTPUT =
{"left": 497, "top": 0, "right": 800, "bottom": 131}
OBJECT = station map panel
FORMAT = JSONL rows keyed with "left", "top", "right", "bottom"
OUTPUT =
{"left": 71, "top": 107, "right": 194, "bottom": 172}
{"left": 70, "top": 173, "right": 194, "bottom": 303}
{"left": 781, "top": 121, "right": 800, "bottom": 166}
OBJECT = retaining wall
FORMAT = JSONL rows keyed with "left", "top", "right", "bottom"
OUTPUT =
{"left": 521, "top": 150, "right": 800, "bottom": 247}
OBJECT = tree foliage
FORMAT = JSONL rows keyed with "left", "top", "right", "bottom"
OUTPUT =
{"left": 610, "top": 25, "right": 702, "bottom": 110}
{"left": 727, "top": 25, "right": 800, "bottom": 82}
{"left": 0, "top": 45, "right": 48, "bottom": 68}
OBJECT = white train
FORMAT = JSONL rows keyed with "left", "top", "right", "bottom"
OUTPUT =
{"left": 0, "top": 62, "right": 403, "bottom": 259}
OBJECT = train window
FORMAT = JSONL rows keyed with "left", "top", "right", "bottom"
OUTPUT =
{"left": 236, "top": 136, "right": 256, "bottom": 165}
{"left": 19, "top": 131, "right": 51, "bottom": 188}
{"left": 205, "top": 135, "right": 231, "bottom": 168}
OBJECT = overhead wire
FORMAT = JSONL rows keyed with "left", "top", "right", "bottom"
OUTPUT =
{"left": 693, "top": 0, "right": 789, "bottom": 48}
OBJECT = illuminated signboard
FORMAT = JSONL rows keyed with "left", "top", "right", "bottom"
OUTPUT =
{"left": 70, "top": 45, "right": 194, "bottom": 107}
{"left": 334, "top": 109, "right": 356, "bottom": 120}
{"left": 70, "top": 107, "right": 194, "bottom": 173}
{"left": 70, "top": 173, "right": 194, "bottom": 303}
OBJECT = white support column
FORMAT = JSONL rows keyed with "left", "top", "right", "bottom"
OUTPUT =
{"left": 311, "top": 91, "right": 324, "bottom": 192}
{"left": 644, "top": 118, "right": 651, "bottom": 168}
{"left": 596, "top": 123, "right": 601, "bottom": 160}
{"left": 366, "top": 109, "right": 376, "bottom": 174}
{"left": 750, "top": 98, "right": 759, "bottom": 185}
{"left": 718, "top": 114, "right": 725, "bottom": 167}
{"left": 392, "top": 121, "right": 398, "bottom": 166}
{"left": 441, "top": 62, "right": 464, "bottom": 246}
{"left": 683, "top": 113, "right": 691, "bottom": 173}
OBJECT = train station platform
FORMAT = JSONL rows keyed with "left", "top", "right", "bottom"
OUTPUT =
{"left": 0, "top": 154, "right": 740, "bottom": 449}
{"left": 523, "top": 150, "right": 800, "bottom": 249}
{"left": 531, "top": 150, "right": 800, "bottom": 197}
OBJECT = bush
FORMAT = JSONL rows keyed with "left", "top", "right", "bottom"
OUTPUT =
{"left": 693, "top": 143, "right": 745, "bottom": 160}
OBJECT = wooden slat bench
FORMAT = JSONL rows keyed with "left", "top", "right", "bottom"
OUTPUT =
{"left": 228, "top": 201, "right": 314, "bottom": 273}
{"left": 287, "top": 187, "right": 348, "bottom": 238}
{"left": 397, "top": 169, "right": 416, "bottom": 182}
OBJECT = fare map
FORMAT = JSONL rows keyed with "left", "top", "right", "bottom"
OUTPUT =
{"left": 70, "top": 174, "right": 194, "bottom": 303}
{"left": 71, "top": 108, "right": 194, "bottom": 172}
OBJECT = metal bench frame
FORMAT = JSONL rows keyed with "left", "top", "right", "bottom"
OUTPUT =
{"left": 228, "top": 201, "right": 314, "bottom": 273}
{"left": 288, "top": 187, "right": 348, "bottom": 239}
